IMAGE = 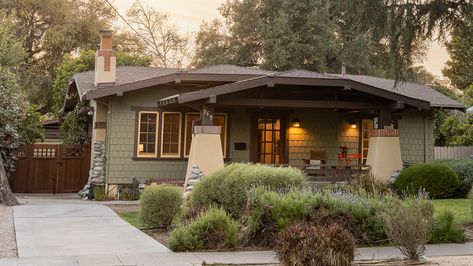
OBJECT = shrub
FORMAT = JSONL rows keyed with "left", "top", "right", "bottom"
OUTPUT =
{"left": 470, "top": 187, "right": 473, "bottom": 219}
{"left": 244, "top": 187, "right": 388, "bottom": 247}
{"left": 380, "top": 195, "right": 432, "bottom": 261}
{"left": 434, "top": 160, "right": 473, "bottom": 198}
{"left": 169, "top": 208, "right": 238, "bottom": 251}
{"left": 429, "top": 210, "right": 466, "bottom": 244}
{"left": 190, "top": 163, "right": 308, "bottom": 218}
{"left": 275, "top": 222, "right": 355, "bottom": 266}
{"left": 394, "top": 163, "right": 460, "bottom": 199}
{"left": 140, "top": 184, "right": 183, "bottom": 228}
{"left": 351, "top": 174, "right": 392, "bottom": 195}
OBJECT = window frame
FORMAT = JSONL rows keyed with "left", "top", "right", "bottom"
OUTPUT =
{"left": 160, "top": 111, "right": 183, "bottom": 158}
{"left": 136, "top": 111, "right": 159, "bottom": 158}
{"left": 184, "top": 112, "right": 228, "bottom": 158}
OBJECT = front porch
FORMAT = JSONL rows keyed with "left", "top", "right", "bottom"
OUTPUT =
{"left": 156, "top": 72, "right": 433, "bottom": 184}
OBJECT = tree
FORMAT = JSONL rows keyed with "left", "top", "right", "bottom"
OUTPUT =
{"left": 0, "top": 14, "right": 45, "bottom": 205}
{"left": 440, "top": 114, "right": 473, "bottom": 146}
{"left": 443, "top": 15, "right": 473, "bottom": 91}
{"left": 1, "top": 0, "right": 116, "bottom": 110}
{"left": 193, "top": 0, "right": 473, "bottom": 79}
{"left": 125, "top": 1, "right": 191, "bottom": 68}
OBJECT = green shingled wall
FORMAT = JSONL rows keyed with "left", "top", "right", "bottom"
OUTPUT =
{"left": 399, "top": 109, "right": 434, "bottom": 163}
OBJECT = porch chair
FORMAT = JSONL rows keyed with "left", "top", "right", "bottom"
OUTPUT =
{"left": 302, "top": 150, "right": 326, "bottom": 166}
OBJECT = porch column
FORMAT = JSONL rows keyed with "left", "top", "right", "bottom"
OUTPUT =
{"left": 184, "top": 105, "right": 224, "bottom": 189}
{"left": 366, "top": 129, "right": 402, "bottom": 182}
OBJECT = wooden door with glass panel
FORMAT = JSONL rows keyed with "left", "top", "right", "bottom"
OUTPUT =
{"left": 256, "top": 117, "right": 286, "bottom": 164}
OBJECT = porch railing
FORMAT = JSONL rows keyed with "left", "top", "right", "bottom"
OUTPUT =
{"left": 277, "top": 163, "right": 371, "bottom": 183}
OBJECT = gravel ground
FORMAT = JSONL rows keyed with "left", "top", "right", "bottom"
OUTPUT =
{"left": 0, "top": 205, "right": 17, "bottom": 258}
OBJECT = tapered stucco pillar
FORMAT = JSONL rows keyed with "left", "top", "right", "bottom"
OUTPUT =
{"left": 366, "top": 129, "right": 403, "bottom": 182}
{"left": 184, "top": 126, "right": 224, "bottom": 188}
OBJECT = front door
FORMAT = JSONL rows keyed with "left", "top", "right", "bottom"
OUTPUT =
{"left": 251, "top": 114, "right": 287, "bottom": 164}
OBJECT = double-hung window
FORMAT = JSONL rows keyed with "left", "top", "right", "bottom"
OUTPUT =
{"left": 137, "top": 111, "right": 158, "bottom": 157}
{"left": 161, "top": 112, "right": 182, "bottom": 158}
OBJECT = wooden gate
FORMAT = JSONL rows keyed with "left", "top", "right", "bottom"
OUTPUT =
{"left": 10, "top": 144, "right": 91, "bottom": 193}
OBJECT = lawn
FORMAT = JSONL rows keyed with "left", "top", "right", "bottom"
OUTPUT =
{"left": 431, "top": 199, "right": 472, "bottom": 225}
{"left": 118, "top": 211, "right": 143, "bottom": 228}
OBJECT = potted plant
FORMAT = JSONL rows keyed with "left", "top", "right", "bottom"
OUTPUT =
{"left": 338, "top": 146, "right": 349, "bottom": 158}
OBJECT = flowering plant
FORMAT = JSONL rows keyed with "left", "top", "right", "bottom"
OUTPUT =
{"left": 338, "top": 146, "right": 349, "bottom": 157}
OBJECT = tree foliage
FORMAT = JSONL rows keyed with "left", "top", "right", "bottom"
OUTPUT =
{"left": 440, "top": 114, "right": 473, "bottom": 146}
{"left": 60, "top": 104, "right": 90, "bottom": 145}
{"left": 0, "top": 0, "right": 116, "bottom": 110}
{"left": 443, "top": 15, "right": 473, "bottom": 91}
{"left": 0, "top": 14, "right": 43, "bottom": 175}
{"left": 193, "top": 0, "right": 473, "bottom": 79}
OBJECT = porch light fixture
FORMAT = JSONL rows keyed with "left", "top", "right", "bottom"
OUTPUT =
{"left": 292, "top": 119, "right": 301, "bottom": 128}
{"left": 349, "top": 121, "right": 357, "bottom": 129}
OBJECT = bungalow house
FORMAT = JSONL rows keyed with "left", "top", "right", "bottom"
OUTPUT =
{"left": 64, "top": 30, "right": 464, "bottom": 194}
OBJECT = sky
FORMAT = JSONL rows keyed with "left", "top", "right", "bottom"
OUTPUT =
{"left": 114, "top": 0, "right": 449, "bottom": 78}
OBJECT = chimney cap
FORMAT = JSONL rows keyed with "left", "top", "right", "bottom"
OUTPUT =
{"left": 100, "top": 29, "right": 113, "bottom": 37}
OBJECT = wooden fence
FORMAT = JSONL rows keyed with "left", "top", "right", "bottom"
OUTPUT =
{"left": 434, "top": 146, "right": 473, "bottom": 160}
{"left": 10, "top": 144, "right": 91, "bottom": 193}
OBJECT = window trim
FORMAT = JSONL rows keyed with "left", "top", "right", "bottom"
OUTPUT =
{"left": 136, "top": 111, "right": 159, "bottom": 158}
{"left": 184, "top": 112, "right": 228, "bottom": 158}
{"left": 160, "top": 112, "right": 182, "bottom": 158}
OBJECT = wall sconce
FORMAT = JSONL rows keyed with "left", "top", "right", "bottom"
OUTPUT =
{"left": 292, "top": 119, "right": 301, "bottom": 128}
{"left": 349, "top": 120, "right": 357, "bottom": 129}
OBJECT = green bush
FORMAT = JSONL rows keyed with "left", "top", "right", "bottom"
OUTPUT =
{"left": 244, "top": 188, "right": 388, "bottom": 247}
{"left": 189, "top": 163, "right": 308, "bottom": 218}
{"left": 429, "top": 210, "right": 466, "bottom": 244}
{"left": 140, "top": 185, "right": 183, "bottom": 228}
{"left": 394, "top": 163, "right": 460, "bottom": 199}
{"left": 275, "top": 222, "right": 355, "bottom": 266}
{"left": 169, "top": 208, "right": 238, "bottom": 251}
{"left": 434, "top": 160, "right": 473, "bottom": 198}
{"left": 380, "top": 196, "right": 433, "bottom": 261}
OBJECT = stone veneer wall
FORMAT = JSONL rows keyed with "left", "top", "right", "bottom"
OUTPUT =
{"left": 79, "top": 141, "right": 106, "bottom": 197}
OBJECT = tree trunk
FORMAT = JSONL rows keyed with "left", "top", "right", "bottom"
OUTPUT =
{"left": 0, "top": 156, "right": 19, "bottom": 206}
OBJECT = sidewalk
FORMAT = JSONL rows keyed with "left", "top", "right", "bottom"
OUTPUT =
{"left": 2, "top": 243, "right": 473, "bottom": 266}
{"left": 13, "top": 196, "right": 168, "bottom": 258}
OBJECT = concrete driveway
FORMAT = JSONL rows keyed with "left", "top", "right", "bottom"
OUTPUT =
{"left": 13, "top": 195, "right": 169, "bottom": 258}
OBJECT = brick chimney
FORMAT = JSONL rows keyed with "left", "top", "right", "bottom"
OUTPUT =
{"left": 95, "top": 30, "right": 116, "bottom": 88}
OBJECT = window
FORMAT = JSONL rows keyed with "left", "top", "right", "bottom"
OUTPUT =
{"left": 184, "top": 113, "right": 227, "bottom": 157}
{"left": 137, "top": 112, "right": 158, "bottom": 157}
{"left": 161, "top": 112, "right": 182, "bottom": 157}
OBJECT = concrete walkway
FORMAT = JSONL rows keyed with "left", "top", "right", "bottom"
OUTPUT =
{"left": 13, "top": 195, "right": 168, "bottom": 258}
